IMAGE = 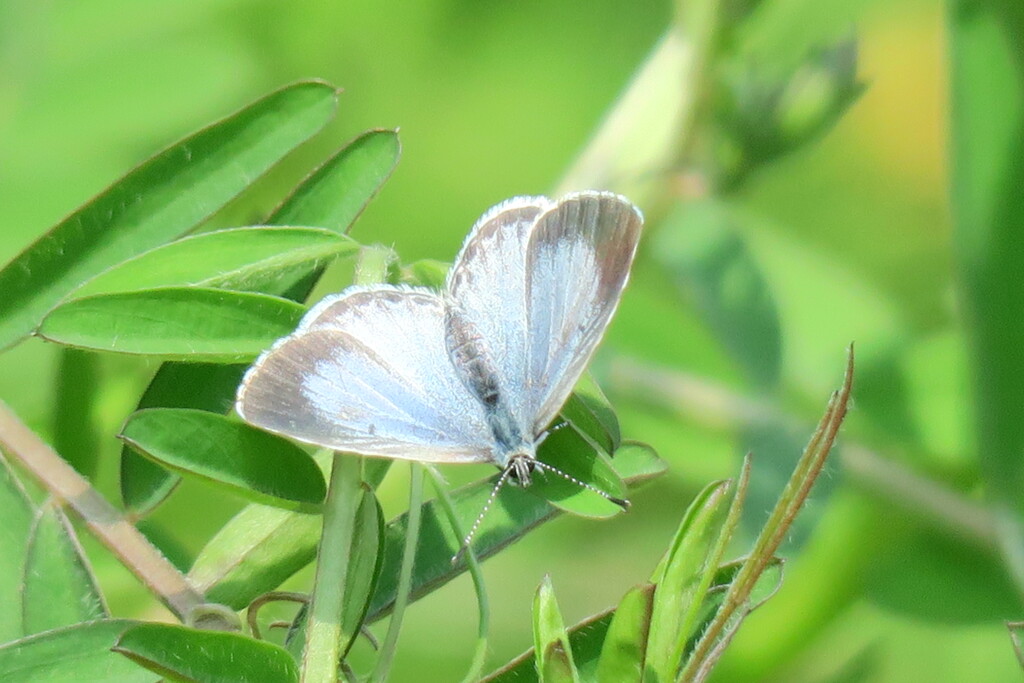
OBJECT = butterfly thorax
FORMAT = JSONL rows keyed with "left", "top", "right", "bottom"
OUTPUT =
{"left": 444, "top": 306, "right": 534, "bottom": 468}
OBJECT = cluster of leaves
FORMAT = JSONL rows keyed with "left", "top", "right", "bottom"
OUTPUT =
{"left": 0, "top": 65, "right": 858, "bottom": 682}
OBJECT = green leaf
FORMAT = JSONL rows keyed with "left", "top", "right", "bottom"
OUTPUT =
{"left": 114, "top": 623, "right": 298, "bottom": 683}
{"left": 340, "top": 488, "right": 385, "bottom": 657}
{"left": 0, "top": 81, "right": 338, "bottom": 351}
{"left": 38, "top": 288, "right": 305, "bottom": 362}
{"left": 119, "top": 409, "right": 325, "bottom": 509}
{"left": 23, "top": 507, "right": 106, "bottom": 634}
{"left": 72, "top": 227, "right": 358, "bottom": 298}
{"left": 531, "top": 423, "right": 628, "bottom": 519}
{"left": 367, "top": 442, "right": 665, "bottom": 622}
{"left": 645, "top": 479, "right": 733, "bottom": 681}
{"left": 121, "top": 364, "right": 247, "bottom": 513}
{"left": 865, "top": 526, "right": 1022, "bottom": 624}
{"left": 190, "top": 504, "right": 320, "bottom": 610}
{"left": 655, "top": 199, "right": 782, "bottom": 389}
{"left": 0, "top": 456, "right": 37, "bottom": 641}
{"left": 269, "top": 129, "right": 401, "bottom": 231}
{"left": 483, "top": 560, "right": 747, "bottom": 683}
{"left": 486, "top": 611, "right": 613, "bottom": 683}
{"left": 120, "top": 128, "right": 401, "bottom": 515}
{"left": 533, "top": 576, "right": 580, "bottom": 683}
{"left": 595, "top": 583, "right": 655, "bottom": 683}
{"left": 0, "top": 620, "right": 154, "bottom": 682}
{"left": 950, "top": 0, "right": 1024, "bottom": 517}
{"left": 52, "top": 349, "right": 101, "bottom": 478}
{"left": 558, "top": 374, "right": 621, "bottom": 457}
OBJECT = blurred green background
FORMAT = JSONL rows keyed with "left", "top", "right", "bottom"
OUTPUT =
{"left": 1, "top": 0, "right": 1020, "bottom": 680}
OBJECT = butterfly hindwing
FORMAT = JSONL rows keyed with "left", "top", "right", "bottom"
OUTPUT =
{"left": 237, "top": 286, "right": 494, "bottom": 462}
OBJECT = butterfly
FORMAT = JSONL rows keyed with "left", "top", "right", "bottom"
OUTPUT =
{"left": 236, "top": 191, "right": 642, "bottom": 516}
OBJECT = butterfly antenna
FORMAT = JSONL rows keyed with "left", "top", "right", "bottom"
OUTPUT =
{"left": 529, "top": 459, "right": 631, "bottom": 510}
{"left": 451, "top": 465, "right": 516, "bottom": 566}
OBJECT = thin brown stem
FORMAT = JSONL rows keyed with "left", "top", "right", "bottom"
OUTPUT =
{"left": 607, "top": 355, "right": 997, "bottom": 551}
{"left": 0, "top": 399, "right": 203, "bottom": 621}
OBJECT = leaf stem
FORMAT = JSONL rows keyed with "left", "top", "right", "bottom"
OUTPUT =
{"left": 0, "top": 399, "right": 204, "bottom": 621}
{"left": 426, "top": 467, "right": 491, "bottom": 683}
{"left": 369, "top": 463, "right": 424, "bottom": 683}
{"left": 301, "top": 452, "right": 363, "bottom": 683}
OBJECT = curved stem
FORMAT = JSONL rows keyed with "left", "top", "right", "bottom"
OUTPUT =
{"left": 0, "top": 399, "right": 203, "bottom": 622}
{"left": 369, "top": 462, "right": 424, "bottom": 683}
{"left": 426, "top": 467, "right": 490, "bottom": 683}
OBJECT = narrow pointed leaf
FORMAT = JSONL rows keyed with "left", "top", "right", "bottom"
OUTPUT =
{"left": 534, "top": 576, "right": 580, "bottom": 683}
{"left": 269, "top": 129, "right": 401, "bottom": 230}
{"left": 38, "top": 288, "right": 305, "bottom": 361}
{"left": 73, "top": 227, "right": 357, "bottom": 298}
{"left": 120, "top": 129, "right": 401, "bottom": 515}
{"left": 483, "top": 562, "right": 747, "bottom": 683}
{"left": 950, "top": 0, "right": 1024, "bottom": 517}
{"left": 646, "top": 480, "right": 733, "bottom": 681}
{"left": 191, "top": 505, "right": 320, "bottom": 610}
{"left": 0, "top": 620, "right": 152, "bottom": 682}
{"left": 23, "top": 507, "right": 106, "bottom": 634}
{"left": 0, "top": 81, "right": 338, "bottom": 350}
{"left": 0, "top": 456, "right": 36, "bottom": 641}
{"left": 595, "top": 584, "right": 655, "bottom": 683}
{"left": 119, "top": 409, "right": 325, "bottom": 509}
{"left": 114, "top": 623, "right": 298, "bottom": 683}
{"left": 121, "top": 363, "right": 247, "bottom": 513}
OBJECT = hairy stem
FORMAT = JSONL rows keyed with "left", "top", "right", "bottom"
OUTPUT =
{"left": 0, "top": 399, "right": 203, "bottom": 621}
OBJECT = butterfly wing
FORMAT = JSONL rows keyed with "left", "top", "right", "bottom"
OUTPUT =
{"left": 236, "top": 285, "right": 495, "bottom": 462}
{"left": 523, "top": 192, "right": 642, "bottom": 434}
{"left": 445, "top": 196, "right": 550, "bottom": 430}
{"left": 446, "top": 191, "right": 642, "bottom": 438}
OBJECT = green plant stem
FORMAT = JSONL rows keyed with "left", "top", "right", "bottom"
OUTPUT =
{"left": 671, "top": 0, "right": 727, "bottom": 170}
{"left": 0, "top": 399, "right": 204, "bottom": 621}
{"left": 679, "top": 347, "right": 853, "bottom": 681}
{"left": 301, "top": 452, "right": 363, "bottom": 683}
{"left": 369, "top": 463, "right": 424, "bottom": 683}
{"left": 426, "top": 466, "right": 490, "bottom": 683}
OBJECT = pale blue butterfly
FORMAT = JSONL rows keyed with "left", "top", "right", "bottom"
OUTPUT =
{"left": 236, "top": 191, "right": 643, "bottom": 543}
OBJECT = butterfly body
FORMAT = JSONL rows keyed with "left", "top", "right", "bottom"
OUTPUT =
{"left": 236, "top": 191, "right": 643, "bottom": 486}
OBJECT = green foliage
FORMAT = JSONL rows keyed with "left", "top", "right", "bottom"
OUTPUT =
{"left": 0, "top": 1, "right": 1022, "bottom": 681}
{"left": 0, "top": 82, "right": 337, "bottom": 352}
{"left": 0, "top": 621, "right": 155, "bottom": 682}
{"left": 120, "top": 409, "right": 327, "bottom": 510}
{"left": 114, "top": 623, "right": 298, "bottom": 683}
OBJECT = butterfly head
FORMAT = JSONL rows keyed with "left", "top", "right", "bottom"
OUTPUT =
{"left": 506, "top": 452, "right": 537, "bottom": 486}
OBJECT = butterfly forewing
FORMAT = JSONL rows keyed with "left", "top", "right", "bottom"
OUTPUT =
{"left": 446, "top": 192, "right": 642, "bottom": 441}
{"left": 445, "top": 196, "right": 549, "bottom": 435}
{"left": 524, "top": 193, "right": 642, "bottom": 434}
{"left": 236, "top": 286, "right": 494, "bottom": 462}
